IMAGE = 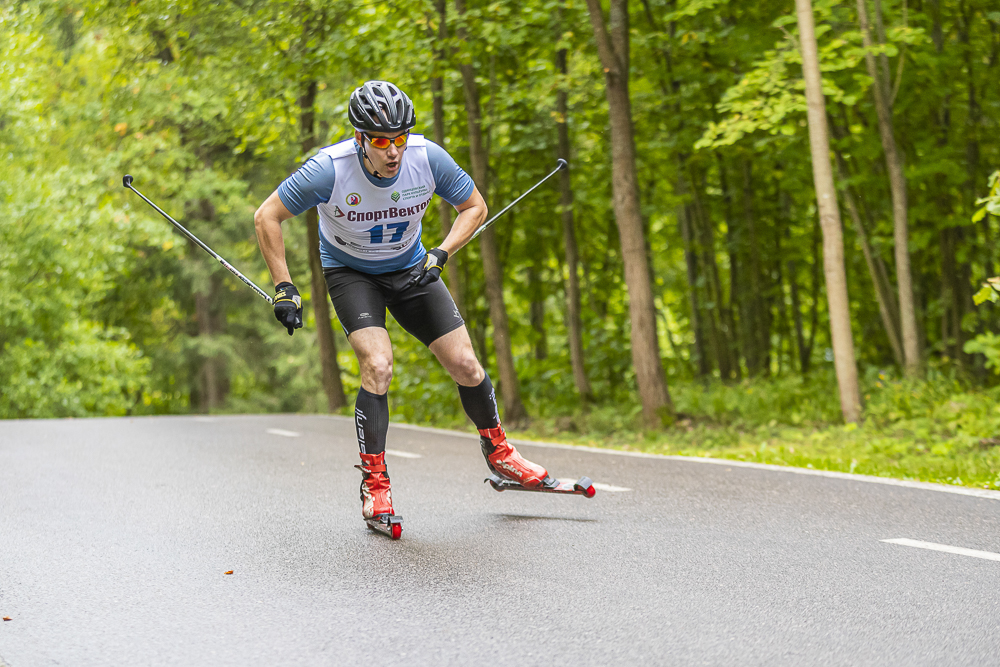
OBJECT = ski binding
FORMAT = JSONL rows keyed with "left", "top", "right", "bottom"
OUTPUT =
{"left": 365, "top": 513, "right": 403, "bottom": 540}
{"left": 485, "top": 474, "right": 596, "bottom": 498}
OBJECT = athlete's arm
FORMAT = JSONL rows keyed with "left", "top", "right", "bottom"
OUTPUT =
{"left": 438, "top": 186, "right": 488, "bottom": 256}
{"left": 254, "top": 153, "right": 337, "bottom": 286}
{"left": 424, "top": 139, "right": 484, "bottom": 255}
{"left": 253, "top": 191, "right": 296, "bottom": 286}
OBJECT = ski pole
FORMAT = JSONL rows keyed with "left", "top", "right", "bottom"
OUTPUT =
{"left": 466, "top": 158, "right": 567, "bottom": 244}
{"left": 122, "top": 174, "right": 274, "bottom": 305}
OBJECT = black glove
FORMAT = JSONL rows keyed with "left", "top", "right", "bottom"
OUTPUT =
{"left": 273, "top": 282, "right": 303, "bottom": 336}
{"left": 406, "top": 247, "right": 449, "bottom": 289}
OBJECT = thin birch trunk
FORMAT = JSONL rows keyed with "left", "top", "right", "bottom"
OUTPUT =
{"left": 857, "top": 0, "right": 920, "bottom": 376}
{"left": 797, "top": 0, "right": 862, "bottom": 422}
{"left": 830, "top": 140, "right": 904, "bottom": 366}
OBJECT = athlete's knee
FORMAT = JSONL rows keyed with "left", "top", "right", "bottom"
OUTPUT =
{"left": 450, "top": 354, "right": 484, "bottom": 386}
{"left": 361, "top": 355, "right": 394, "bottom": 393}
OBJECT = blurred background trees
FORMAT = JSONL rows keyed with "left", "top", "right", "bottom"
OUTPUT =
{"left": 2, "top": 0, "right": 998, "bottom": 428}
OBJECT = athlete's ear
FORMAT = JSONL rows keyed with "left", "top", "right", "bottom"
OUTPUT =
{"left": 354, "top": 130, "right": 364, "bottom": 145}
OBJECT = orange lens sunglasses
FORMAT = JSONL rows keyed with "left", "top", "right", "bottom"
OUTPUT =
{"left": 364, "top": 132, "right": 409, "bottom": 149}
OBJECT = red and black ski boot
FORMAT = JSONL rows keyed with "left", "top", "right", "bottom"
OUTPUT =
{"left": 479, "top": 424, "right": 553, "bottom": 488}
{"left": 355, "top": 452, "right": 402, "bottom": 539}
{"left": 480, "top": 425, "right": 596, "bottom": 499}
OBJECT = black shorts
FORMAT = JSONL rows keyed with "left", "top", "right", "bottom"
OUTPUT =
{"left": 324, "top": 264, "right": 465, "bottom": 347}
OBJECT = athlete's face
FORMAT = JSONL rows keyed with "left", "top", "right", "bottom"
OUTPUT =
{"left": 356, "top": 130, "right": 407, "bottom": 178}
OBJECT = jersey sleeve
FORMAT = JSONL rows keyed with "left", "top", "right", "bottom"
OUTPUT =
{"left": 425, "top": 140, "right": 476, "bottom": 206}
{"left": 276, "top": 152, "right": 337, "bottom": 215}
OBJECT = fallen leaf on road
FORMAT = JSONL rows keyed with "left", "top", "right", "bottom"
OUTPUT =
{"left": 3, "top": 617, "right": 11, "bottom": 621}
{"left": 224, "top": 570, "right": 234, "bottom": 575}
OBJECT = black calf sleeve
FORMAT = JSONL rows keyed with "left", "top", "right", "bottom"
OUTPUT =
{"left": 355, "top": 388, "right": 388, "bottom": 455}
{"left": 457, "top": 374, "right": 501, "bottom": 430}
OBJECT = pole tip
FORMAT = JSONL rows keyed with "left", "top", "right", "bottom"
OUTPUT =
{"left": 556, "top": 158, "right": 568, "bottom": 171}
{"left": 122, "top": 174, "right": 133, "bottom": 188}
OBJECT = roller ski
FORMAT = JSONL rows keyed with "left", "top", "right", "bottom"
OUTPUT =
{"left": 356, "top": 452, "right": 403, "bottom": 540}
{"left": 479, "top": 425, "right": 596, "bottom": 499}
{"left": 364, "top": 513, "right": 403, "bottom": 539}
{"left": 485, "top": 473, "right": 596, "bottom": 497}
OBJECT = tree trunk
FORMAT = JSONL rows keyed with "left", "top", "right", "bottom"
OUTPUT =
{"left": 194, "top": 281, "right": 224, "bottom": 412}
{"left": 803, "top": 219, "right": 822, "bottom": 374}
{"left": 717, "top": 153, "right": 742, "bottom": 380}
{"left": 430, "top": 0, "right": 465, "bottom": 317}
{"left": 300, "top": 79, "right": 346, "bottom": 411}
{"left": 690, "top": 163, "right": 734, "bottom": 380}
{"left": 455, "top": 0, "right": 528, "bottom": 425}
{"left": 830, "top": 139, "right": 904, "bottom": 366}
{"left": 189, "top": 197, "right": 228, "bottom": 413}
{"left": 528, "top": 258, "right": 547, "bottom": 361}
{"left": 957, "top": 1, "right": 979, "bottom": 361}
{"left": 679, "top": 189, "right": 709, "bottom": 377}
{"left": 857, "top": 0, "right": 920, "bottom": 376}
{"left": 797, "top": 0, "right": 862, "bottom": 422}
{"left": 585, "top": 0, "right": 673, "bottom": 426}
{"left": 773, "top": 214, "right": 790, "bottom": 375}
{"left": 555, "top": 33, "right": 593, "bottom": 401}
{"left": 788, "top": 256, "right": 808, "bottom": 373}
{"left": 740, "top": 159, "right": 770, "bottom": 376}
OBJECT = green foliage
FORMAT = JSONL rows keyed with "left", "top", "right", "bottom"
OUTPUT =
{"left": 964, "top": 334, "right": 1000, "bottom": 374}
{"left": 0, "top": 321, "right": 150, "bottom": 418}
{"left": 964, "top": 171, "right": 1000, "bottom": 372}
{"left": 674, "top": 373, "right": 843, "bottom": 426}
{"left": 2, "top": 0, "right": 999, "bottom": 446}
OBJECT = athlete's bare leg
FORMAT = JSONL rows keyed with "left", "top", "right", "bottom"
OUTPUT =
{"left": 429, "top": 325, "right": 485, "bottom": 387}
{"left": 348, "top": 326, "right": 394, "bottom": 394}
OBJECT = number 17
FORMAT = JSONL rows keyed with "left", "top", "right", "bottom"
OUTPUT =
{"left": 366, "top": 221, "right": 410, "bottom": 244}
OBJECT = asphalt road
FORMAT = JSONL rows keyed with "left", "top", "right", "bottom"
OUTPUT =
{"left": 2, "top": 415, "right": 999, "bottom": 666}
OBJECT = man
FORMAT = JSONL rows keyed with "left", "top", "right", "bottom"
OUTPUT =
{"left": 254, "top": 80, "right": 554, "bottom": 535}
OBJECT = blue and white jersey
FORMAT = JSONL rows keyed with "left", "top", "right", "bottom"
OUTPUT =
{"left": 277, "top": 135, "right": 475, "bottom": 274}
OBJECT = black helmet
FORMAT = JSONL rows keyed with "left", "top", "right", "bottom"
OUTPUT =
{"left": 348, "top": 81, "right": 416, "bottom": 133}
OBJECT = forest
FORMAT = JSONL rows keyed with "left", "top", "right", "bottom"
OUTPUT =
{"left": 2, "top": 0, "right": 1000, "bottom": 487}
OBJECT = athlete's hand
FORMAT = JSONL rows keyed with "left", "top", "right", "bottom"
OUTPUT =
{"left": 273, "top": 282, "right": 303, "bottom": 336}
{"left": 407, "top": 248, "right": 449, "bottom": 289}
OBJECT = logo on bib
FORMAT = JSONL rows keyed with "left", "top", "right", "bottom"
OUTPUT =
{"left": 391, "top": 191, "right": 401, "bottom": 202}
{"left": 346, "top": 193, "right": 361, "bottom": 206}
{"left": 333, "top": 205, "right": 345, "bottom": 218}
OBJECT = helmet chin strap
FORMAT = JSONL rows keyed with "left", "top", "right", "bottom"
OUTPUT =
{"left": 359, "top": 141, "right": 384, "bottom": 180}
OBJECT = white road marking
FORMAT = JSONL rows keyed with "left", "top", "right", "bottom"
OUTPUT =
{"left": 592, "top": 482, "right": 631, "bottom": 493}
{"left": 266, "top": 428, "right": 301, "bottom": 438}
{"left": 557, "top": 479, "right": 630, "bottom": 492}
{"left": 320, "top": 416, "right": 1000, "bottom": 502}
{"left": 385, "top": 449, "right": 422, "bottom": 459}
{"left": 882, "top": 538, "right": 1000, "bottom": 562}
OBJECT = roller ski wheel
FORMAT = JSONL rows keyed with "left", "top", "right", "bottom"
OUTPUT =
{"left": 486, "top": 474, "right": 596, "bottom": 499}
{"left": 365, "top": 513, "right": 403, "bottom": 540}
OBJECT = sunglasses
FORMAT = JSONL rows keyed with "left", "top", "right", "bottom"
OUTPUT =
{"left": 363, "top": 132, "right": 409, "bottom": 149}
